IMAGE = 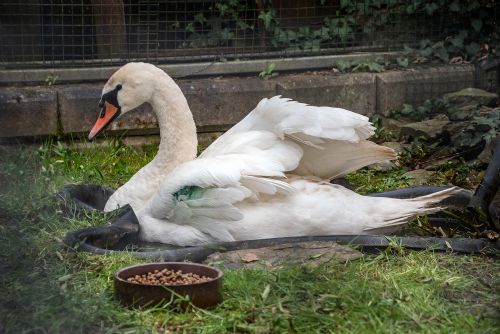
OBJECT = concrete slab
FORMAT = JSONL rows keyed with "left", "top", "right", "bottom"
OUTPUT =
{"left": 204, "top": 241, "right": 362, "bottom": 269}
{"left": 180, "top": 77, "right": 276, "bottom": 131}
{"left": 0, "top": 86, "right": 57, "bottom": 137}
{"left": 0, "top": 52, "right": 399, "bottom": 85}
{"left": 0, "top": 64, "right": 485, "bottom": 139}
{"left": 276, "top": 72, "right": 376, "bottom": 116}
{"left": 376, "top": 65, "right": 475, "bottom": 114}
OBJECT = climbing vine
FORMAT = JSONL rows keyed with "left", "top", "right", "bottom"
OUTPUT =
{"left": 177, "top": 0, "right": 498, "bottom": 65}
{"left": 180, "top": 0, "right": 254, "bottom": 48}
{"left": 398, "top": 0, "right": 499, "bottom": 64}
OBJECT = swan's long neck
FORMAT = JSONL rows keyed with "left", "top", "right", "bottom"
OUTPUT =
{"left": 149, "top": 76, "right": 198, "bottom": 170}
{"left": 104, "top": 68, "right": 197, "bottom": 212}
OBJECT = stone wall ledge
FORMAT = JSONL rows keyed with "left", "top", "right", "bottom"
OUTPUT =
{"left": 0, "top": 64, "right": 484, "bottom": 140}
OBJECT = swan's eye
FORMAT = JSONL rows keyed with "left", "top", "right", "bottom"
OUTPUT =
{"left": 101, "top": 84, "right": 121, "bottom": 109}
{"left": 98, "top": 98, "right": 105, "bottom": 108}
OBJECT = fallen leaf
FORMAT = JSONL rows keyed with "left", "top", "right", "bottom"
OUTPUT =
{"left": 58, "top": 274, "right": 72, "bottom": 282}
{"left": 310, "top": 253, "right": 325, "bottom": 259}
{"left": 449, "top": 56, "right": 464, "bottom": 64}
{"left": 240, "top": 253, "right": 259, "bottom": 262}
{"left": 412, "top": 56, "right": 429, "bottom": 64}
{"left": 55, "top": 251, "right": 64, "bottom": 261}
{"left": 261, "top": 285, "right": 271, "bottom": 300}
{"left": 485, "top": 230, "right": 499, "bottom": 240}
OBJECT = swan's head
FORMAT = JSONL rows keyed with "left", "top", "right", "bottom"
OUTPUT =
{"left": 88, "top": 62, "right": 164, "bottom": 140}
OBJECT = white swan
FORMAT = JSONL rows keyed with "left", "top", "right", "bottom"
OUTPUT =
{"left": 90, "top": 63, "right": 198, "bottom": 212}
{"left": 89, "top": 62, "right": 458, "bottom": 246}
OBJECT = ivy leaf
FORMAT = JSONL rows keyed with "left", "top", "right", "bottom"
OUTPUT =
{"left": 367, "top": 62, "right": 383, "bottom": 73}
{"left": 425, "top": 3, "right": 439, "bottom": 15}
{"left": 434, "top": 47, "right": 449, "bottom": 63}
{"left": 467, "top": 0, "right": 480, "bottom": 11}
{"left": 351, "top": 63, "right": 363, "bottom": 72}
{"left": 312, "top": 39, "right": 321, "bottom": 51}
{"left": 449, "top": 35, "right": 464, "bottom": 48}
{"left": 258, "top": 10, "right": 274, "bottom": 31}
{"left": 432, "top": 41, "right": 444, "bottom": 49}
{"left": 397, "top": 56, "right": 409, "bottom": 68}
{"left": 432, "top": 41, "right": 448, "bottom": 62}
{"left": 364, "top": 26, "right": 373, "bottom": 34}
{"left": 287, "top": 30, "right": 297, "bottom": 42}
{"left": 419, "top": 47, "right": 433, "bottom": 58}
{"left": 236, "top": 20, "right": 250, "bottom": 30}
{"left": 466, "top": 42, "right": 480, "bottom": 57}
{"left": 449, "top": 1, "right": 461, "bottom": 12}
{"left": 185, "top": 23, "right": 195, "bottom": 34}
{"left": 406, "top": 3, "right": 417, "bottom": 14}
{"left": 484, "top": 129, "right": 496, "bottom": 144}
{"left": 194, "top": 13, "right": 206, "bottom": 24}
{"left": 403, "top": 45, "right": 414, "bottom": 55}
{"left": 267, "top": 62, "right": 276, "bottom": 73}
{"left": 471, "top": 19, "right": 483, "bottom": 32}
{"left": 400, "top": 104, "right": 415, "bottom": 116}
{"left": 278, "top": 30, "right": 288, "bottom": 44}
{"left": 458, "top": 30, "right": 468, "bottom": 40}
{"left": 335, "top": 60, "right": 352, "bottom": 72}
{"left": 473, "top": 116, "right": 497, "bottom": 128}
{"left": 419, "top": 39, "right": 431, "bottom": 49}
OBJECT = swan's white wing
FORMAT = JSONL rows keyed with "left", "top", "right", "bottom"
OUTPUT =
{"left": 232, "top": 96, "right": 375, "bottom": 140}
{"left": 200, "top": 96, "right": 395, "bottom": 179}
{"left": 140, "top": 139, "right": 297, "bottom": 243}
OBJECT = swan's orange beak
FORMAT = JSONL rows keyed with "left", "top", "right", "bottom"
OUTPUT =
{"left": 88, "top": 101, "right": 121, "bottom": 140}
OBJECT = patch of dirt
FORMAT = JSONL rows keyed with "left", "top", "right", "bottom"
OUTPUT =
{"left": 203, "top": 241, "right": 362, "bottom": 269}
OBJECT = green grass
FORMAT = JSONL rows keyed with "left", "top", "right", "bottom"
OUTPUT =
{"left": 0, "top": 140, "right": 498, "bottom": 333}
{"left": 345, "top": 168, "right": 412, "bottom": 194}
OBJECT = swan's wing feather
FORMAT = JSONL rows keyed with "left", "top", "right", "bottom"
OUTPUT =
{"left": 239, "top": 96, "right": 376, "bottom": 141}
{"left": 199, "top": 96, "right": 394, "bottom": 179}
{"left": 143, "top": 152, "right": 296, "bottom": 241}
{"left": 205, "top": 96, "right": 375, "bottom": 146}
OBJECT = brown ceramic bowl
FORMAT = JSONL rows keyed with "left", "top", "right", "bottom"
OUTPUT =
{"left": 114, "top": 262, "right": 223, "bottom": 308}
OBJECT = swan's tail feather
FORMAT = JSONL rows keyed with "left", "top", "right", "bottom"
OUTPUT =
{"left": 363, "top": 187, "right": 461, "bottom": 232}
{"left": 327, "top": 143, "right": 397, "bottom": 179}
{"left": 292, "top": 139, "right": 397, "bottom": 180}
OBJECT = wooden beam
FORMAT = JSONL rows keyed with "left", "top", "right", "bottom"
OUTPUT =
{"left": 92, "top": 0, "right": 127, "bottom": 59}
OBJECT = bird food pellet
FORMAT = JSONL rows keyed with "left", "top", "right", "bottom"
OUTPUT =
{"left": 126, "top": 268, "right": 212, "bottom": 285}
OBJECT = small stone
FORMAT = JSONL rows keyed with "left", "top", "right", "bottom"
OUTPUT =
{"left": 380, "top": 117, "right": 407, "bottom": 138}
{"left": 444, "top": 88, "right": 498, "bottom": 108}
{"left": 477, "top": 138, "right": 499, "bottom": 166}
{"left": 204, "top": 241, "right": 362, "bottom": 269}
{"left": 381, "top": 141, "right": 409, "bottom": 154}
{"left": 400, "top": 114, "right": 450, "bottom": 141}
{"left": 403, "top": 169, "right": 434, "bottom": 186}
{"left": 241, "top": 253, "right": 259, "bottom": 263}
{"left": 448, "top": 105, "right": 478, "bottom": 121}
